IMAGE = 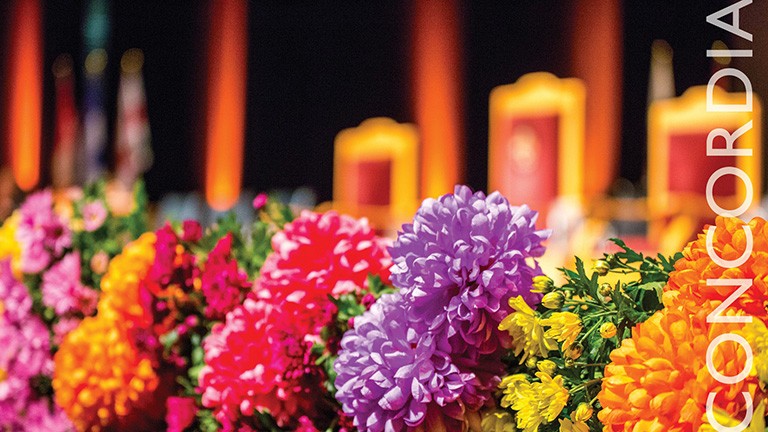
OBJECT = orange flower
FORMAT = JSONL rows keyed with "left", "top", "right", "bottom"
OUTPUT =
{"left": 53, "top": 316, "right": 161, "bottom": 431}
{"left": 97, "top": 232, "right": 156, "bottom": 324}
{"left": 598, "top": 299, "right": 764, "bottom": 431}
{"left": 53, "top": 233, "right": 158, "bottom": 431}
{"left": 665, "top": 216, "right": 768, "bottom": 320}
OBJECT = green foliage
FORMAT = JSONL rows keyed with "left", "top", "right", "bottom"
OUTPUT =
{"left": 501, "top": 239, "right": 682, "bottom": 431}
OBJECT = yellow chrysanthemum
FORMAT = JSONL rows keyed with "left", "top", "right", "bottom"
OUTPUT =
{"left": 53, "top": 233, "right": 158, "bottom": 431}
{"left": 540, "top": 312, "right": 582, "bottom": 351}
{"left": 0, "top": 212, "right": 22, "bottom": 276}
{"left": 499, "top": 296, "right": 557, "bottom": 361}
{"left": 740, "top": 320, "right": 768, "bottom": 387}
{"left": 558, "top": 418, "right": 589, "bottom": 432}
{"left": 499, "top": 372, "right": 569, "bottom": 432}
{"left": 97, "top": 232, "right": 156, "bottom": 323}
{"left": 700, "top": 398, "right": 766, "bottom": 432}
{"left": 481, "top": 410, "right": 516, "bottom": 432}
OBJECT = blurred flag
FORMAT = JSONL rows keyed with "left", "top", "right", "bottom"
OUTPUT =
{"left": 80, "top": 49, "right": 108, "bottom": 183}
{"left": 79, "top": 0, "right": 110, "bottom": 184}
{"left": 114, "top": 49, "right": 153, "bottom": 187}
{"left": 52, "top": 54, "right": 79, "bottom": 189}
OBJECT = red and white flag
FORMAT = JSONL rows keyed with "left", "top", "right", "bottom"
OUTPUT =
{"left": 52, "top": 54, "right": 79, "bottom": 189}
{"left": 114, "top": 48, "right": 153, "bottom": 187}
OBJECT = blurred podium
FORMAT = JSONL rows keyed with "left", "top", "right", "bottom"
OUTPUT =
{"left": 648, "top": 86, "right": 762, "bottom": 254}
{"left": 488, "top": 72, "right": 586, "bottom": 225}
{"left": 329, "top": 117, "right": 420, "bottom": 233}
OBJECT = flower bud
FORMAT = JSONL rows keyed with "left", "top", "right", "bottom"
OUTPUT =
{"left": 593, "top": 260, "right": 610, "bottom": 276}
{"left": 572, "top": 403, "right": 594, "bottom": 422}
{"left": 541, "top": 292, "right": 564, "bottom": 309}
{"left": 564, "top": 358, "right": 575, "bottom": 368}
{"left": 532, "top": 275, "right": 554, "bottom": 293}
{"left": 537, "top": 359, "right": 557, "bottom": 376}
{"left": 598, "top": 282, "right": 613, "bottom": 297}
{"left": 600, "top": 322, "right": 617, "bottom": 339}
{"left": 565, "top": 343, "right": 583, "bottom": 360}
{"left": 525, "top": 356, "right": 539, "bottom": 369}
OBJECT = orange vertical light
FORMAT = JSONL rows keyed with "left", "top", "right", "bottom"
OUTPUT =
{"left": 411, "top": 0, "right": 463, "bottom": 199}
{"left": 571, "top": 0, "right": 622, "bottom": 198}
{"left": 8, "top": 0, "right": 42, "bottom": 191}
{"left": 205, "top": 0, "right": 248, "bottom": 210}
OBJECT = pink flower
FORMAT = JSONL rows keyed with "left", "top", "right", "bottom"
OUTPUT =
{"left": 256, "top": 210, "right": 391, "bottom": 315}
{"left": 252, "top": 193, "right": 268, "bottom": 210}
{"left": 82, "top": 201, "right": 108, "bottom": 232}
{"left": 201, "top": 234, "right": 251, "bottom": 320}
{"left": 41, "top": 252, "right": 97, "bottom": 316}
{"left": 16, "top": 190, "right": 71, "bottom": 273}
{"left": 199, "top": 299, "right": 328, "bottom": 430}
{"left": 166, "top": 396, "right": 198, "bottom": 432}
{"left": 0, "top": 260, "right": 32, "bottom": 323}
{"left": 52, "top": 317, "right": 82, "bottom": 345}
{"left": 0, "top": 313, "right": 54, "bottom": 429}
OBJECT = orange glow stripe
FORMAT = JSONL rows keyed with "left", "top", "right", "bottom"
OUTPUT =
{"left": 205, "top": 0, "right": 248, "bottom": 210}
{"left": 8, "top": 0, "right": 42, "bottom": 191}
{"left": 412, "top": 0, "right": 463, "bottom": 199}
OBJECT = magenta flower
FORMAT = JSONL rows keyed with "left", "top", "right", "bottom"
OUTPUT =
{"left": 82, "top": 201, "right": 108, "bottom": 232}
{"left": 41, "top": 252, "right": 97, "bottom": 316}
{"left": 166, "top": 396, "right": 198, "bottom": 432}
{"left": 181, "top": 219, "right": 203, "bottom": 242}
{"left": 201, "top": 234, "right": 251, "bottom": 320}
{"left": 252, "top": 193, "right": 268, "bottom": 210}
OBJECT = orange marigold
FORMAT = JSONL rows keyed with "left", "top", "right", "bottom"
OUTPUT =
{"left": 53, "top": 316, "right": 161, "bottom": 431}
{"left": 598, "top": 299, "right": 764, "bottom": 431}
{"left": 665, "top": 216, "right": 768, "bottom": 320}
{"left": 97, "top": 232, "right": 156, "bottom": 324}
{"left": 53, "top": 233, "right": 159, "bottom": 431}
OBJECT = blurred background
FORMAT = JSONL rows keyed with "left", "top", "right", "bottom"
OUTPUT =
{"left": 0, "top": 0, "right": 766, "bottom": 267}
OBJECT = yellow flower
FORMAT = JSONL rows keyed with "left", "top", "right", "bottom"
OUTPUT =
{"left": 540, "top": 312, "right": 582, "bottom": 350}
{"left": 558, "top": 418, "right": 589, "bottom": 432}
{"left": 532, "top": 275, "right": 554, "bottom": 293}
{"left": 537, "top": 359, "right": 557, "bottom": 376}
{"left": 481, "top": 410, "right": 516, "bottom": 432}
{"left": 0, "top": 212, "right": 21, "bottom": 276}
{"left": 739, "top": 320, "right": 768, "bottom": 387}
{"left": 499, "top": 372, "right": 569, "bottom": 432}
{"left": 571, "top": 403, "right": 593, "bottom": 422}
{"left": 541, "top": 292, "right": 564, "bottom": 309}
{"left": 700, "top": 399, "right": 766, "bottom": 432}
{"left": 499, "top": 296, "right": 557, "bottom": 361}
{"left": 599, "top": 322, "right": 617, "bottom": 339}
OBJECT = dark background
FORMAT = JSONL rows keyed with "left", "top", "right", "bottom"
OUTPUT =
{"left": 0, "top": 0, "right": 757, "bottom": 202}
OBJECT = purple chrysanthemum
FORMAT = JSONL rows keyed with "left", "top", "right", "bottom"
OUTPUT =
{"left": 390, "top": 185, "right": 549, "bottom": 357}
{"left": 334, "top": 293, "right": 473, "bottom": 432}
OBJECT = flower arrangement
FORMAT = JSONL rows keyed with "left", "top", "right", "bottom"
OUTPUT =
{"left": 3, "top": 183, "right": 768, "bottom": 431}
{"left": 0, "top": 181, "right": 147, "bottom": 430}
